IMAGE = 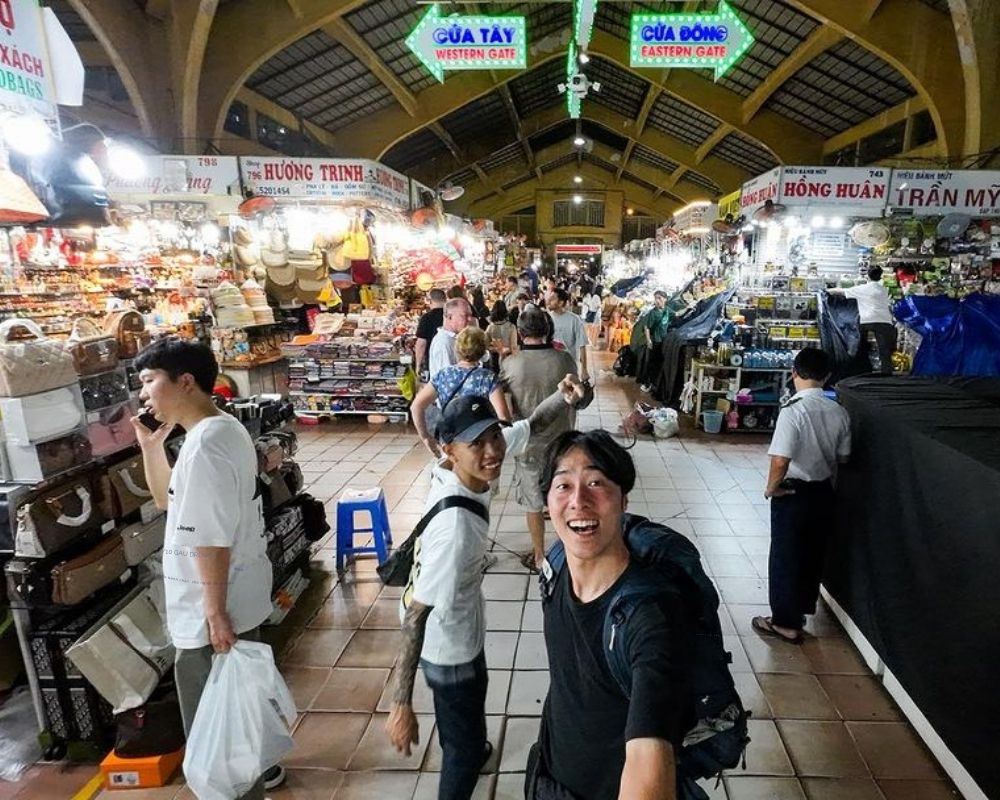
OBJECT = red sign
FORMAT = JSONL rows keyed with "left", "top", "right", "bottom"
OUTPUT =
{"left": 555, "top": 244, "right": 603, "bottom": 255}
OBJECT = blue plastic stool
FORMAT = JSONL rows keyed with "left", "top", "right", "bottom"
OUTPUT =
{"left": 335, "top": 487, "right": 393, "bottom": 570}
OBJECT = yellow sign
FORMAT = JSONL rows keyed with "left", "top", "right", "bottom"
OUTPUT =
{"left": 718, "top": 189, "right": 741, "bottom": 219}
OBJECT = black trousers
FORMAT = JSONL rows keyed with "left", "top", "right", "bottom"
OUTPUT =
{"left": 768, "top": 480, "right": 835, "bottom": 630}
{"left": 860, "top": 322, "right": 897, "bottom": 375}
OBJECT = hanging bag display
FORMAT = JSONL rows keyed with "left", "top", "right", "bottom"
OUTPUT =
{"left": 107, "top": 454, "right": 153, "bottom": 518}
{"left": 66, "top": 583, "right": 174, "bottom": 713}
{"left": 0, "top": 319, "right": 78, "bottom": 398}
{"left": 342, "top": 217, "right": 370, "bottom": 261}
{"left": 0, "top": 166, "right": 49, "bottom": 224}
{"left": 67, "top": 318, "right": 119, "bottom": 377}
{"left": 260, "top": 229, "right": 288, "bottom": 268}
{"left": 351, "top": 256, "right": 377, "bottom": 286}
{"left": 119, "top": 516, "right": 165, "bottom": 566}
{"left": 15, "top": 475, "right": 108, "bottom": 558}
{"left": 86, "top": 403, "right": 137, "bottom": 457}
{"left": 50, "top": 534, "right": 129, "bottom": 605}
{"left": 103, "top": 311, "right": 150, "bottom": 360}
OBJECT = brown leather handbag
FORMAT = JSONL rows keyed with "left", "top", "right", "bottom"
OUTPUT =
{"left": 107, "top": 454, "right": 153, "bottom": 517}
{"left": 67, "top": 318, "right": 119, "bottom": 376}
{"left": 103, "top": 311, "right": 150, "bottom": 359}
{"left": 15, "top": 475, "right": 109, "bottom": 558}
{"left": 51, "top": 535, "right": 128, "bottom": 605}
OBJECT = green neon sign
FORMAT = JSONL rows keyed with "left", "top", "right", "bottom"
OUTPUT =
{"left": 629, "top": 0, "right": 753, "bottom": 79}
{"left": 406, "top": 5, "right": 527, "bottom": 82}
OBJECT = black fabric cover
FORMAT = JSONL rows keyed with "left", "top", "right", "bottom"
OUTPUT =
{"left": 826, "top": 376, "right": 1000, "bottom": 799}
{"left": 817, "top": 291, "right": 861, "bottom": 382}
{"left": 653, "top": 289, "right": 736, "bottom": 403}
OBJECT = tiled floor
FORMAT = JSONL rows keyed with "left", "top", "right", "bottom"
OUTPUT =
{"left": 7, "top": 352, "right": 959, "bottom": 799}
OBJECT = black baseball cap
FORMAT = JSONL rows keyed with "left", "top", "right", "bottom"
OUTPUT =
{"left": 436, "top": 395, "right": 504, "bottom": 444}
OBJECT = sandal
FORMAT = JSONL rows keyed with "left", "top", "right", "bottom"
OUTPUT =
{"left": 519, "top": 552, "right": 540, "bottom": 574}
{"left": 751, "top": 615, "right": 803, "bottom": 644}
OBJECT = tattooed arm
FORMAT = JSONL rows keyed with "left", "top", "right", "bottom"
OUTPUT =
{"left": 385, "top": 600, "right": 433, "bottom": 756}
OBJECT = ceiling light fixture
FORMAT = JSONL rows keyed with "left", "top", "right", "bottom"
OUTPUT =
{"left": 573, "top": 135, "right": 586, "bottom": 147}
{"left": 573, "top": 175, "right": 583, "bottom": 184}
{"left": 1, "top": 115, "right": 53, "bottom": 156}
{"left": 573, "top": 194, "right": 583, "bottom": 204}
{"left": 61, "top": 121, "right": 148, "bottom": 180}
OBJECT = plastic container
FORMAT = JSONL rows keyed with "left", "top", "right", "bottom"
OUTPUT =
{"left": 702, "top": 410, "right": 724, "bottom": 434}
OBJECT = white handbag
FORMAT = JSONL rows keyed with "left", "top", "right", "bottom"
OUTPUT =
{"left": 66, "top": 581, "right": 173, "bottom": 713}
{"left": 0, "top": 386, "right": 84, "bottom": 444}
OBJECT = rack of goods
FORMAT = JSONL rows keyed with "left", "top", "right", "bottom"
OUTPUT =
{"left": 691, "top": 358, "right": 793, "bottom": 433}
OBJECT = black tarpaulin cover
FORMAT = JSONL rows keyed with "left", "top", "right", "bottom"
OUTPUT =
{"left": 827, "top": 376, "right": 1000, "bottom": 798}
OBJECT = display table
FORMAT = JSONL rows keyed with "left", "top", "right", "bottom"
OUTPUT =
{"left": 826, "top": 376, "right": 1000, "bottom": 800}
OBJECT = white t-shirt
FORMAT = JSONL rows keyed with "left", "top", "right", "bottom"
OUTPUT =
{"left": 768, "top": 389, "right": 851, "bottom": 483}
{"left": 428, "top": 328, "right": 458, "bottom": 379}
{"left": 163, "top": 414, "right": 272, "bottom": 649}
{"left": 549, "top": 310, "right": 587, "bottom": 363}
{"left": 585, "top": 294, "right": 603, "bottom": 315}
{"left": 843, "top": 281, "right": 893, "bottom": 325}
{"left": 402, "top": 420, "right": 530, "bottom": 666}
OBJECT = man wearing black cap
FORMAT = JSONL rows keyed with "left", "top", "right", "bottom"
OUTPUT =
{"left": 386, "top": 378, "right": 591, "bottom": 800}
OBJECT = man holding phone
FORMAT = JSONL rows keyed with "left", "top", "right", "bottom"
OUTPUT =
{"left": 131, "top": 338, "right": 280, "bottom": 797}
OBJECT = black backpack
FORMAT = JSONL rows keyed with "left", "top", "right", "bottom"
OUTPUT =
{"left": 613, "top": 347, "right": 636, "bottom": 377}
{"left": 540, "top": 513, "right": 749, "bottom": 799}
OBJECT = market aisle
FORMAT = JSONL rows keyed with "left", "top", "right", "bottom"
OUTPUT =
{"left": 29, "top": 352, "right": 956, "bottom": 800}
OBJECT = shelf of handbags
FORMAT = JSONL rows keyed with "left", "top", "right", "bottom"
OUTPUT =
{"left": 0, "top": 402, "right": 326, "bottom": 762}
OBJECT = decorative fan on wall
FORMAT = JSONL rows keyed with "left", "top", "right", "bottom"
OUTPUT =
{"left": 937, "top": 213, "right": 972, "bottom": 239}
{"left": 752, "top": 200, "right": 787, "bottom": 224}
{"left": 849, "top": 221, "right": 891, "bottom": 248}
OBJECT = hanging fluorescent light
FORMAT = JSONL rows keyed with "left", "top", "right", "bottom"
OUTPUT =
{"left": 578, "top": 51, "right": 590, "bottom": 64}
{"left": 573, "top": 175, "right": 583, "bottom": 184}
{"left": 573, "top": 194, "right": 583, "bottom": 204}
{"left": 2, "top": 115, "right": 52, "bottom": 155}
{"left": 104, "top": 138, "right": 147, "bottom": 180}
{"left": 573, "top": 135, "right": 586, "bottom": 147}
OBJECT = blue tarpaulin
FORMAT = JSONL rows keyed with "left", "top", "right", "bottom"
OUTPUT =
{"left": 895, "top": 293, "right": 1000, "bottom": 377}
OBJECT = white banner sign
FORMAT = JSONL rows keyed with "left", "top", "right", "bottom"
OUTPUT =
{"left": 106, "top": 155, "right": 240, "bottom": 196}
{"left": 780, "top": 166, "right": 890, "bottom": 208}
{"left": 0, "top": 0, "right": 58, "bottom": 123}
{"left": 239, "top": 157, "right": 411, "bottom": 209}
{"left": 889, "top": 169, "right": 1000, "bottom": 216}
{"left": 740, "top": 167, "right": 781, "bottom": 215}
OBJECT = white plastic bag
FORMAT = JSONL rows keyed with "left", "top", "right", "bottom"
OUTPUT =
{"left": 182, "top": 641, "right": 296, "bottom": 800}
{"left": 651, "top": 408, "right": 680, "bottom": 439}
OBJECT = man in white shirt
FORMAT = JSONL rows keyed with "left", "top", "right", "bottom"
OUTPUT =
{"left": 829, "top": 266, "right": 896, "bottom": 374}
{"left": 547, "top": 288, "right": 589, "bottom": 381}
{"left": 386, "top": 379, "right": 590, "bottom": 799}
{"left": 131, "top": 339, "right": 279, "bottom": 798}
{"left": 429, "top": 297, "right": 477, "bottom": 380}
{"left": 753, "top": 348, "right": 851, "bottom": 645}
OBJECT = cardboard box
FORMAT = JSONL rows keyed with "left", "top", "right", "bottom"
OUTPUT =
{"left": 100, "top": 747, "right": 183, "bottom": 791}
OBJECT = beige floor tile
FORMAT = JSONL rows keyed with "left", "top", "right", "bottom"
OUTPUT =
{"left": 801, "top": 638, "right": 870, "bottom": 675}
{"left": 332, "top": 770, "right": 420, "bottom": 799}
{"left": 846, "top": 722, "right": 944, "bottom": 780}
{"left": 507, "top": 670, "right": 549, "bottom": 716}
{"left": 285, "top": 629, "right": 355, "bottom": 668}
{"left": 486, "top": 670, "right": 513, "bottom": 714}
{"left": 499, "top": 716, "right": 540, "bottom": 772}
{"left": 284, "top": 666, "right": 334, "bottom": 711}
{"left": 800, "top": 777, "right": 885, "bottom": 800}
{"left": 757, "top": 673, "right": 840, "bottom": 720}
{"left": 269, "top": 769, "right": 344, "bottom": 800}
{"left": 777, "top": 721, "right": 871, "bottom": 778}
{"left": 733, "top": 672, "right": 773, "bottom": 720}
{"left": 741, "top": 634, "right": 814, "bottom": 674}
{"left": 514, "top": 631, "right": 548, "bottom": 670}
{"left": 494, "top": 772, "right": 527, "bottom": 799}
{"left": 817, "top": 675, "right": 902, "bottom": 722}
{"left": 311, "top": 667, "right": 390, "bottom": 712}
{"left": 485, "top": 631, "right": 519, "bottom": 669}
{"left": 735, "top": 719, "right": 795, "bottom": 776}
{"left": 482, "top": 573, "right": 530, "bottom": 601}
{"left": 347, "top": 712, "right": 435, "bottom": 770}
{"left": 521, "top": 601, "right": 543, "bottom": 632}
{"left": 376, "top": 668, "right": 436, "bottom": 714}
{"left": 716, "top": 577, "right": 770, "bottom": 605}
{"left": 285, "top": 712, "right": 369, "bottom": 769}
{"left": 422, "top": 715, "right": 505, "bottom": 772}
{"left": 361, "top": 597, "right": 403, "bottom": 629}
{"left": 724, "top": 776, "right": 806, "bottom": 799}
{"left": 724, "top": 635, "right": 753, "bottom": 673}
{"left": 337, "top": 629, "right": 400, "bottom": 668}
{"left": 486, "top": 600, "right": 525, "bottom": 631}
{"left": 413, "top": 773, "right": 495, "bottom": 800}
{"left": 707, "top": 554, "right": 758, "bottom": 578}
{"left": 876, "top": 780, "right": 960, "bottom": 799}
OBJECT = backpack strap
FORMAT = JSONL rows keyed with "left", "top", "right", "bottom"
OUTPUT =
{"left": 412, "top": 495, "right": 489, "bottom": 545}
{"left": 538, "top": 540, "right": 566, "bottom": 602}
{"left": 603, "top": 580, "right": 670, "bottom": 698}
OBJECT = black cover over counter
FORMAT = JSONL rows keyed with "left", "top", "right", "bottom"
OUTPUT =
{"left": 827, "top": 376, "right": 1000, "bottom": 798}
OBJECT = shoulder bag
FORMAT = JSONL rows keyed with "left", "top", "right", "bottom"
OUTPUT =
{"left": 15, "top": 475, "right": 108, "bottom": 558}
{"left": 119, "top": 515, "right": 165, "bottom": 566}
{"left": 67, "top": 317, "right": 119, "bottom": 376}
{"left": 108, "top": 454, "right": 153, "bottom": 518}
{"left": 51, "top": 534, "right": 129, "bottom": 605}
{"left": 0, "top": 318, "right": 78, "bottom": 397}
{"left": 103, "top": 311, "right": 150, "bottom": 360}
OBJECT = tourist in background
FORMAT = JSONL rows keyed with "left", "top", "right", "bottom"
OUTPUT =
{"left": 485, "top": 300, "right": 518, "bottom": 373}
{"left": 414, "top": 288, "right": 447, "bottom": 379}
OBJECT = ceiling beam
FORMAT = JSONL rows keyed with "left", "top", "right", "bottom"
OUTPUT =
{"left": 428, "top": 121, "right": 464, "bottom": 163}
{"left": 498, "top": 84, "right": 539, "bottom": 178}
{"left": 741, "top": 27, "right": 844, "bottom": 125}
{"left": 694, "top": 124, "right": 733, "bottom": 164}
{"left": 822, "top": 95, "right": 931, "bottom": 156}
{"left": 615, "top": 86, "right": 660, "bottom": 182}
{"left": 199, "top": 0, "right": 375, "bottom": 145}
{"left": 785, "top": 0, "right": 964, "bottom": 158}
{"left": 415, "top": 103, "right": 744, "bottom": 196}
{"left": 322, "top": 18, "right": 419, "bottom": 117}
{"left": 236, "top": 87, "right": 340, "bottom": 151}
{"left": 655, "top": 166, "right": 688, "bottom": 199}
{"left": 471, "top": 161, "right": 681, "bottom": 220}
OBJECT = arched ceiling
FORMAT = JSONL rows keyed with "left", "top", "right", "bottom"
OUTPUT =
{"left": 50, "top": 0, "right": 967, "bottom": 216}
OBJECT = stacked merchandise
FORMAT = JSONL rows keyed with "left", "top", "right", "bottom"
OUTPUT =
{"left": 210, "top": 282, "right": 256, "bottom": 329}
{"left": 241, "top": 279, "right": 275, "bottom": 324}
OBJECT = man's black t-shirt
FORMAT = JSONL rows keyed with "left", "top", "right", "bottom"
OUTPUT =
{"left": 540, "top": 560, "right": 689, "bottom": 800}
{"left": 415, "top": 307, "right": 444, "bottom": 369}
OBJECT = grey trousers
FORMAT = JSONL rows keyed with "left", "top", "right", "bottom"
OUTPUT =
{"left": 175, "top": 628, "right": 265, "bottom": 800}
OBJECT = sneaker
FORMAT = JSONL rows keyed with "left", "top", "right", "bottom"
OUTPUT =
{"left": 482, "top": 553, "right": 499, "bottom": 572}
{"left": 263, "top": 765, "right": 286, "bottom": 790}
{"left": 639, "top": 384, "right": 652, "bottom": 393}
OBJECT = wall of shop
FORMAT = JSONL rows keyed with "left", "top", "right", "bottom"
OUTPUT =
{"left": 535, "top": 189, "right": 624, "bottom": 249}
